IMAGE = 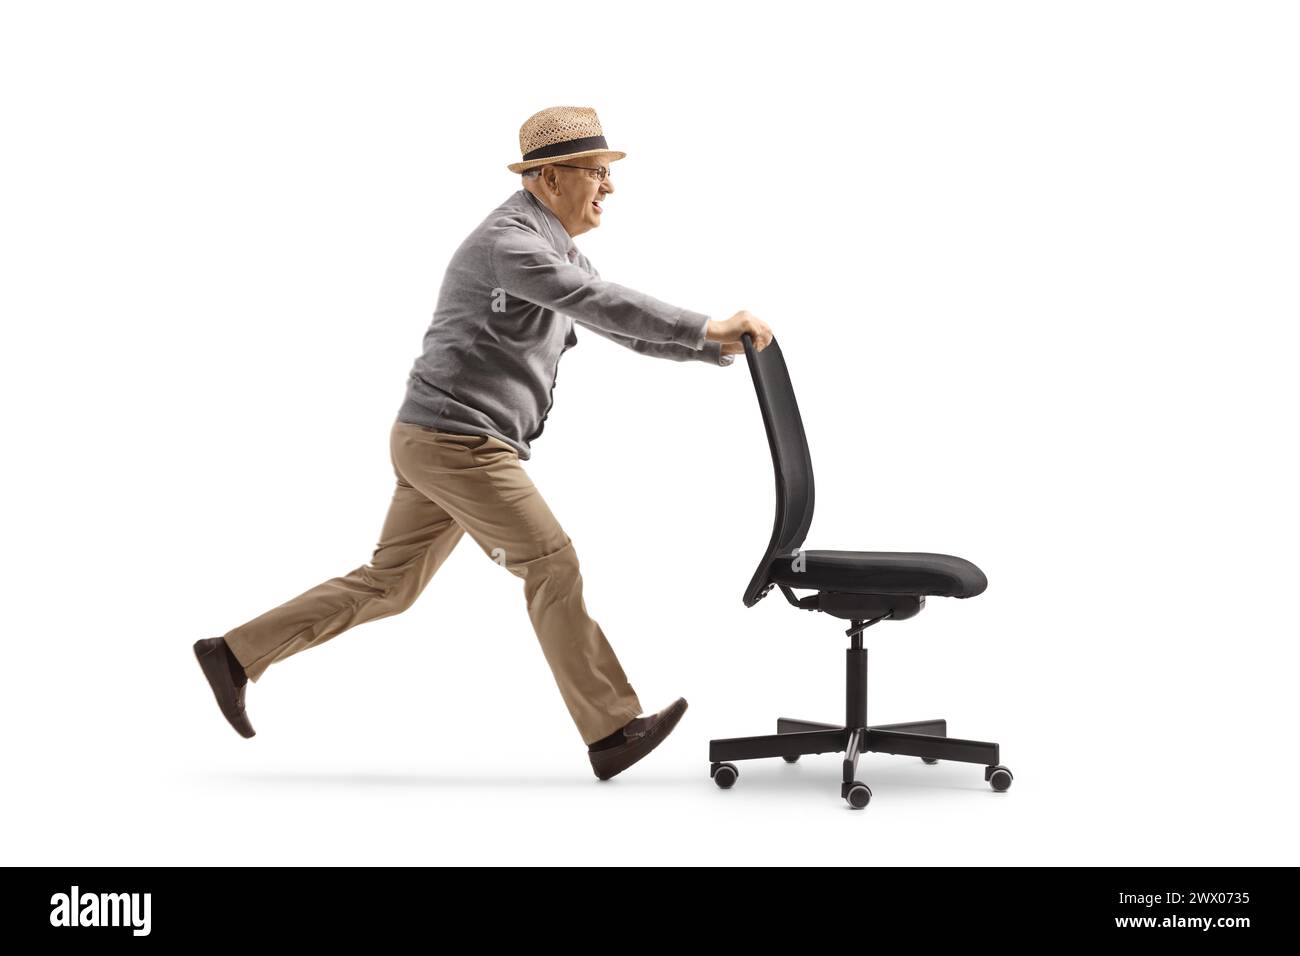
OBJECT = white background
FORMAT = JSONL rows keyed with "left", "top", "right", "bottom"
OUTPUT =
{"left": 2, "top": 0, "right": 1296, "bottom": 865}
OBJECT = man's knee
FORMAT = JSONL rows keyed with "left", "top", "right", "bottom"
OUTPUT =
{"left": 349, "top": 564, "right": 423, "bottom": 614}
{"left": 511, "top": 540, "right": 582, "bottom": 593}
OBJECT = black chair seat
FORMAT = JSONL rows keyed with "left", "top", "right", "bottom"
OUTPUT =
{"left": 768, "top": 550, "right": 987, "bottom": 599}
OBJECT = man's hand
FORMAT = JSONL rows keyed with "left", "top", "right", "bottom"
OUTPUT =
{"left": 707, "top": 310, "right": 773, "bottom": 352}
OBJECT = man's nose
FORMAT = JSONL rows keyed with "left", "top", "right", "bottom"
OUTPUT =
{"left": 600, "top": 177, "right": 614, "bottom": 196}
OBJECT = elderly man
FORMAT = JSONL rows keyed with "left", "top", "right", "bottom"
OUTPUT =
{"left": 194, "top": 105, "right": 773, "bottom": 780}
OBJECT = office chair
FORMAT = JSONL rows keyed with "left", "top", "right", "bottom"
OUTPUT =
{"left": 709, "top": 333, "right": 1012, "bottom": 809}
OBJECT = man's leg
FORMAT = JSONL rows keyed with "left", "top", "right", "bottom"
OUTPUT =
{"left": 390, "top": 422, "right": 643, "bottom": 746}
{"left": 223, "top": 431, "right": 465, "bottom": 682}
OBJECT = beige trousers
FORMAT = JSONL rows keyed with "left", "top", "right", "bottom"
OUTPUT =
{"left": 222, "top": 421, "right": 644, "bottom": 745}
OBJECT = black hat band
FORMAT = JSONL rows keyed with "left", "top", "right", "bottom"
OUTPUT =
{"left": 521, "top": 135, "right": 610, "bottom": 161}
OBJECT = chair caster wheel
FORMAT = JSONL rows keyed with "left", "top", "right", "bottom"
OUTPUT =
{"left": 986, "top": 765, "right": 1013, "bottom": 792}
{"left": 922, "top": 757, "right": 939, "bottom": 765}
{"left": 845, "top": 781, "right": 872, "bottom": 809}
{"left": 782, "top": 754, "right": 800, "bottom": 764}
{"left": 711, "top": 762, "right": 739, "bottom": 789}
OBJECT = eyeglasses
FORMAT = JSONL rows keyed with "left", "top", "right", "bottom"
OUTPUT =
{"left": 549, "top": 163, "right": 611, "bottom": 183}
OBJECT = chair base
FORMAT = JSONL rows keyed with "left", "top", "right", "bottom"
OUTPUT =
{"left": 708, "top": 619, "right": 1012, "bottom": 808}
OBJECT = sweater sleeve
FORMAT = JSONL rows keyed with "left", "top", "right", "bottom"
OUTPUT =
{"left": 578, "top": 322, "right": 735, "bottom": 365}
{"left": 489, "top": 222, "right": 710, "bottom": 348}
{"left": 567, "top": 255, "right": 734, "bottom": 366}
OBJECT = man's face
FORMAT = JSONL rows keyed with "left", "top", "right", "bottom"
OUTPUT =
{"left": 529, "top": 155, "right": 616, "bottom": 237}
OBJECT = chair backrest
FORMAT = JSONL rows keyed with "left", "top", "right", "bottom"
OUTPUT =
{"left": 741, "top": 333, "right": 816, "bottom": 606}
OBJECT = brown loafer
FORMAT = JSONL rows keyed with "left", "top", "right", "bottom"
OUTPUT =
{"left": 193, "top": 637, "right": 256, "bottom": 738}
{"left": 588, "top": 697, "right": 688, "bottom": 780}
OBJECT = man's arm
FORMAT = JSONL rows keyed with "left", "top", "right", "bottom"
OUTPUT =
{"left": 489, "top": 222, "right": 710, "bottom": 348}
{"left": 571, "top": 258, "right": 733, "bottom": 365}
{"left": 577, "top": 321, "right": 735, "bottom": 365}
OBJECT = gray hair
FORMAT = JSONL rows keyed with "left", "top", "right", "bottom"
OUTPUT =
{"left": 521, "top": 168, "right": 541, "bottom": 180}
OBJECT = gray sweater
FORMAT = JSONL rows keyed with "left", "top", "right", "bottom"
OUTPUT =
{"left": 395, "top": 188, "right": 731, "bottom": 459}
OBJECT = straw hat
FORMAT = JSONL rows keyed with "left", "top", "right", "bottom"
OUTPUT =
{"left": 507, "top": 106, "right": 626, "bottom": 174}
